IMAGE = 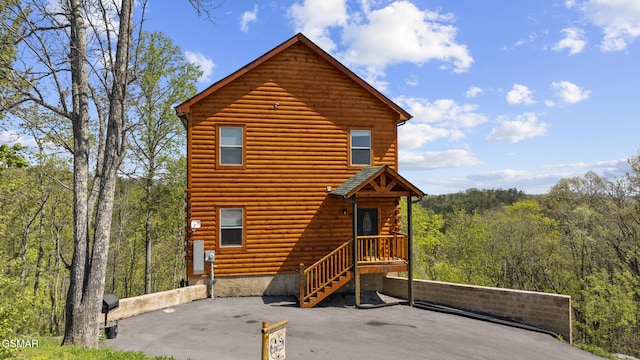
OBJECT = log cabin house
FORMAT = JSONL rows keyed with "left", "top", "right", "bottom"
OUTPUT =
{"left": 175, "top": 33, "right": 424, "bottom": 308}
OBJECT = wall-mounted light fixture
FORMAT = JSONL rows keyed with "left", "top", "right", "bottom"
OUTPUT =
{"left": 274, "top": 103, "right": 279, "bottom": 109}
{"left": 342, "top": 208, "right": 348, "bottom": 215}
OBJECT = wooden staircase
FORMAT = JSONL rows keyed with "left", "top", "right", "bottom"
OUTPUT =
{"left": 298, "top": 240, "right": 353, "bottom": 308}
{"left": 298, "top": 234, "right": 409, "bottom": 308}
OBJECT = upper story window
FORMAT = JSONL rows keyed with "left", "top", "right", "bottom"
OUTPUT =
{"left": 350, "top": 129, "right": 371, "bottom": 166}
{"left": 217, "top": 125, "right": 245, "bottom": 167}
{"left": 219, "top": 207, "right": 244, "bottom": 248}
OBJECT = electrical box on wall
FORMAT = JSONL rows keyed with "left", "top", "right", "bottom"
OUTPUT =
{"left": 193, "top": 240, "right": 204, "bottom": 275}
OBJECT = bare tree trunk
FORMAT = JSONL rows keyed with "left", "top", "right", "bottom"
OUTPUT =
{"left": 64, "top": 0, "right": 135, "bottom": 347}
{"left": 172, "top": 228, "right": 183, "bottom": 289}
{"left": 62, "top": 0, "right": 92, "bottom": 346}
{"left": 144, "top": 173, "right": 154, "bottom": 294}
{"left": 33, "top": 206, "right": 45, "bottom": 295}
{"left": 145, "top": 213, "right": 152, "bottom": 293}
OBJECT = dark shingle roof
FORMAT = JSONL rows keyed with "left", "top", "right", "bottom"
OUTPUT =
{"left": 330, "top": 165, "right": 425, "bottom": 198}
{"left": 330, "top": 165, "right": 387, "bottom": 198}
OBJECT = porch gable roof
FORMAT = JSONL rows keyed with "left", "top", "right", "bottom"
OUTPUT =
{"left": 330, "top": 165, "right": 425, "bottom": 199}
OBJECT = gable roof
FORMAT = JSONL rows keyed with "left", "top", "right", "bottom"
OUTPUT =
{"left": 175, "top": 33, "right": 411, "bottom": 122}
{"left": 331, "top": 165, "right": 425, "bottom": 199}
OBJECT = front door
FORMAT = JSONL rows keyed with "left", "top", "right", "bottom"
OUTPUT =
{"left": 357, "top": 208, "right": 378, "bottom": 236}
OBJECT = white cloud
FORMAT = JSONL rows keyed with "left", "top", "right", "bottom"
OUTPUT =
{"left": 395, "top": 96, "right": 487, "bottom": 128}
{"left": 399, "top": 149, "right": 482, "bottom": 170}
{"left": 468, "top": 169, "right": 536, "bottom": 182}
{"left": 515, "top": 33, "right": 538, "bottom": 47}
{"left": 340, "top": 1, "right": 473, "bottom": 74}
{"left": 543, "top": 158, "right": 628, "bottom": 170}
{"left": 501, "top": 33, "right": 538, "bottom": 51}
{"left": 0, "top": 130, "right": 64, "bottom": 155}
{"left": 575, "top": 0, "right": 640, "bottom": 51}
{"left": 240, "top": 5, "right": 258, "bottom": 32}
{"left": 395, "top": 96, "right": 486, "bottom": 154}
{"left": 287, "top": 0, "right": 473, "bottom": 85}
{"left": 553, "top": 27, "right": 587, "bottom": 55}
{"left": 405, "top": 74, "right": 419, "bottom": 87}
{"left": 185, "top": 51, "right": 216, "bottom": 83}
{"left": 0, "top": 130, "right": 37, "bottom": 148}
{"left": 465, "top": 86, "right": 483, "bottom": 98}
{"left": 398, "top": 123, "right": 464, "bottom": 149}
{"left": 288, "top": 0, "right": 348, "bottom": 52}
{"left": 506, "top": 84, "right": 535, "bottom": 105}
{"left": 551, "top": 81, "right": 591, "bottom": 104}
{"left": 485, "top": 112, "right": 549, "bottom": 143}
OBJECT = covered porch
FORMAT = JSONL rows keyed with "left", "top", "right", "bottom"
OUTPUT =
{"left": 298, "top": 165, "right": 425, "bottom": 308}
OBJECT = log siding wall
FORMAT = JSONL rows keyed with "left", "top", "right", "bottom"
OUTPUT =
{"left": 186, "top": 42, "right": 403, "bottom": 277}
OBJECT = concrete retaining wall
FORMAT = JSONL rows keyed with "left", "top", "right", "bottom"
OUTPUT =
{"left": 383, "top": 276, "right": 572, "bottom": 343}
{"left": 104, "top": 285, "right": 207, "bottom": 321}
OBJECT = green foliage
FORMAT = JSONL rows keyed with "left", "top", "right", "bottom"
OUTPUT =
{"left": 401, "top": 200, "right": 445, "bottom": 279}
{"left": 0, "top": 0, "right": 22, "bottom": 120}
{"left": 0, "top": 277, "right": 32, "bottom": 358}
{"left": 420, "top": 188, "right": 530, "bottom": 214}
{"left": 15, "top": 336, "right": 174, "bottom": 359}
{"left": 0, "top": 144, "right": 29, "bottom": 169}
{"left": 410, "top": 160, "right": 640, "bottom": 356}
{"left": 575, "top": 270, "right": 638, "bottom": 354}
{"left": 574, "top": 343, "right": 614, "bottom": 359}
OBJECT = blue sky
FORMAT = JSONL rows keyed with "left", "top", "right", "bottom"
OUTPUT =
{"left": 4, "top": 0, "right": 639, "bottom": 195}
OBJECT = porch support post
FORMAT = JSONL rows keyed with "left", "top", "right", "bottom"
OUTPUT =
{"left": 407, "top": 194, "right": 414, "bottom": 306}
{"left": 352, "top": 200, "right": 360, "bottom": 307}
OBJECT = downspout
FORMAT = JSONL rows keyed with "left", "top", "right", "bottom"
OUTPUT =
{"left": 342, "top": 197, "right": 359, "bottom": 307}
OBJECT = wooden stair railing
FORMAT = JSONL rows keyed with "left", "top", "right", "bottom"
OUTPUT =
{"left": 298, "top": 240, "right": 353, "bottom": 308}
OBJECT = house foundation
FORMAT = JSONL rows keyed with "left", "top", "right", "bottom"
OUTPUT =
{"left": 189, "top": 273, "right": 387, "bottom": 298}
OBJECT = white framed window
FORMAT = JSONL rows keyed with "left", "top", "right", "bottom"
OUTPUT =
{"left": 219, "top": 208, "right": 244, "bottom": 248}
{"left": 350, "top": 129, "right": 371, "bottom": 166}
{"left": 218, "top": 126, "right": 244, "bottom": 166}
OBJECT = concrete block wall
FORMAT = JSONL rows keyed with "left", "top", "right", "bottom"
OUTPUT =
{"left": 104, "top": 284, "right": 207, "bottom": 321}
{"left": 383, "top": 276, "right": 572, "bottom": 343}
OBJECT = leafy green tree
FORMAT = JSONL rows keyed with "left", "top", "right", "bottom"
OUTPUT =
{"left": 577, "top": 269, "right": 638, "bottom": 354}
{"left": 0, "top": 143, "right": 29, "bottom": 169}
{"left": 0, "top": 0, "right": 22, "bottom": 122}
{"left": 3, "top": 0, "right": 219, "bottom": 347}
{"left": 402, "top": 200, "right": 445, "bottom": 280}
{"left": 440, "top": 210, "right": 493, "bottom": 284}
{"left": 127, "top": 31, "right": 199, "bottom": 294}
{"left": 488, "top": 200, "right": 562, "bottom": 291}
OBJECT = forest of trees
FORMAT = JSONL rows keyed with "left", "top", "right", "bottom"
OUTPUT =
{"left": 0, "top": 0, "right": 638, "bottom": 357}
{"left": 0, "top": 151, "right": 187, "bottom": 338}
{"left": 407, "top": 164, "right": 640, "bottom": 356}
{"left": 0, "top": 0, "right": 222, "bottom": 349}
{"left": 3, "top": 148, "right": 640, "bottom": 357}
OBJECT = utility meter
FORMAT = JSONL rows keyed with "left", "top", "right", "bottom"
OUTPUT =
{"left": 205, "top": 251, "right": 215, "bottom": 262}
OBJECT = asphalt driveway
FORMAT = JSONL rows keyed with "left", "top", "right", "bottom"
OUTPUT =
{"left": 105, "top": 294, "right": 603, "bottom": 360}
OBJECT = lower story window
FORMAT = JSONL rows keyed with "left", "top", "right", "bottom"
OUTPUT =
{"left": 220, "top": 208, "right": 244, "bottom": 247}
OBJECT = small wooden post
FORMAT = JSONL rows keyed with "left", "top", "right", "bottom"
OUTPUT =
{"left": 261, "top": 319, "right": 289, "bottom": 360}
{"left": 298, "top": 263, "right": 305, "bottom": 307}
{"left": 262, "top": 321, "right": 269, "bottom": 360}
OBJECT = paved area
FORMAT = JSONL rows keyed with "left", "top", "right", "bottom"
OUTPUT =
{"left": 106, "top": 294, "right": 604, "bottom": 360}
